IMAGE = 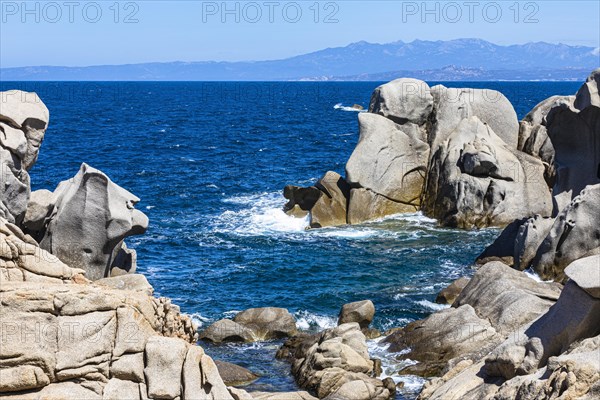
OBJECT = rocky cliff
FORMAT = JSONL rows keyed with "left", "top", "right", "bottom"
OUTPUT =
{"left": 0, "top": 90, "right": 309, "bottom": 400}
{"left": 373, "top": 70, "right": 599, "bottom": 399}
{"left": 285, "top": 70, "right": 600, "bottom": 230}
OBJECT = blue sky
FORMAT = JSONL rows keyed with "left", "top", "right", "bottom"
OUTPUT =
{"left": 1, "top": 1, "right": 599, "bottom": 67}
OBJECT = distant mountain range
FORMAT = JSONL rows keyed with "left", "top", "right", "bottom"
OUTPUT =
{"left": 2, "top": 39, "right": 599, "bottom": 81}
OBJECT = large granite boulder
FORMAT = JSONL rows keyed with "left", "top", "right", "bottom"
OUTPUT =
{"left": 429, "top": 85, "right": 519, "bottom": 150}
{"left": 533, "top": 183, "right": 600, "bottom": 281}
{"left": 338, "top": 300, "right": 375, "bottom": 329}
{"left": 1, "top": 218, "right": 86, "bottom": 284}
{"left": 484, "top": 277, "right": 600, "bottom": 380}
{"left": 286, "top": 323, "right": 392, "bottom": 400}
{"left": 31, "top": 163, "right": 149, "bottom": 280}
{"left": 574, "top": 67, "right": 600, "bottom": 110}
{"left": 283, "top": 171, "right": 350, "bottom": 228}
{"left": 517, "top": 95, "right": 575, "bottom": 185}
{"left": 233, "top": 307, "right": 298, "bottom": 340}
{"left": 22, "top": 189, "right": 56, "bottom": 233}
{"left": 565, "top": 255, "right": 600, "bottom": 298}
{"left": 250, "top": 391, "right": 318, "bottom": 400}
{"left": 435, "top": 277, "right": 470, "bottom": 305}
{"left": 546, "top": 105, "right": 600, "bottom": 211}
{"left": 384, "top": 305, "right": 501, "bottom": 377}
{"left": 200, "top": 307, "right": 297, "bottom": 343}
{"left": 0, "top": 90, "right": 49, "bottom": 224}
{"left": 453, "top": 262, "right": 562, "bottom": 331}
{"left": 284, "top": 80, "right": 530, "bottom": 228}
{"left": 215, "top": 360, "right": 259, "bottom": 386}
{"left": 385, "top": 262, "right": 561, "bottom": 379}
{"left": 368, "top": 78, "right": 434, "bottom": 126}
{"left": 199, "top": 319, "right": 255, "bottom": 343}
{"left": 422, "top": 116, "right": 552, "bottom": 228}
{"left": 347, "top": 187, "right": 416, "bottom": 225}
{"left": 416, "top": 258, "right": 600, "bottom": 400}
{"left": 492, "top": 334, "right": 600, "bottom": 400}
{"left": 346, "top": 113, "right": 429, "bottom": 219}
{"left": 513, "top": 214, "right": 556, "bottom": 271}
{"left": 0, "top": 266, "right": 239, "bottom": 399}
{"left": 310, "top": 171, "right": 351, "bottom": 228}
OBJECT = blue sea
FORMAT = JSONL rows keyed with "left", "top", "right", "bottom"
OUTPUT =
{"left": 2, "top": 81, "right": 581, "bottom": 398}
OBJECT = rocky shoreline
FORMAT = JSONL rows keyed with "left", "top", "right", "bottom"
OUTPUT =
{"left": 1, "top": 68, "right": 599, "bottom": 399}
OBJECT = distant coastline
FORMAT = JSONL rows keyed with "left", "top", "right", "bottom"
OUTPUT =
{"left": 2, "top": 38, "right": 598, "bottom": 82}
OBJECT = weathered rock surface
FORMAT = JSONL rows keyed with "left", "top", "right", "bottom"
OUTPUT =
{"left": 517, "top": 95, "right": 576, "bottom": 184}
{"left": 368, "top": 78, "right": 433, "bottom": 126}
{"left": 384, "top": 262, "right": 561, "bottom": 380}
{"left": 338, "top": 300, "right": 375, "bottom": 329}
{"left": 546, "top": 105, "right": 600, "bottom": 211}
{"left": 215, "top": 360, "right": 259, "bottom": 386}
{"left": 199, "top": 318, "right": 256, "bottom": 343}
{"left": 347, "top": 188, "right": 416, "bottom": 224}
{"left": 1, "top": 218, "right": 86, "bottom": 284}
{"left": 285, "top": 323, "right": 392, "bottom": 399}
{"left": 574, "top": 67, "right": 600, "bottom": 110}
{"left": 417, "top": 267, "right": 600, "bottom": 399}
{"left": 0, "top": 221, "right": 236, "bottom": 399}
{"left": 435, "top": 277, "right": 470, "bottom": 305}
{"left": 453, "top": 262, "right": 562, "bottom": 331}
{"left": 0, "top": 270, "right": 240, "bottom": 400}
{"left": 251, "top": 391, "right": 318, "bottom": 400}
{"left": 485, "top": 279, "right": 600, "bottom": 380}
{"left": 493, "top": 335, "right": 600, "bottom": 400}
{"left": 384, "top": 305, "right": 501, "bottom": 377}
{"left": 513, "top": 214, "right": 555, "bottom": 271}
{"left": 201, "top": 307, "right": 297, "bottom": 343}
{"left": 283, "top": 172, "right": 350, "bottom": 228}
{"left": 422, "top": 117, "right": 552, "bottom": 228}
{"left": 95, "top": 272, "right": 154, "bottom": 295}
{"left": 31, "top": 163, "right": 149, "bottom": 280}
{"left": 310, "top": 171, "right": 351, "bottom": 228}
{"left": 346, "top": 113, "right": 429, "bottom": 212}
{"left": 565, "top": 255, "right": 600, "bottom": 298}
{"left": 0, "top": 90, "right": 49, "bottom": 224}
{"left": 429, "top": 85, "right": 519, "bottom": 150}
{"left": 533, "top": 183, "right": 600, "bottom": 281}
{"left": 478, "top": 182, "right": 600, "bottom": 282}
{"left": 233, "top": 307, "right": 297, "bottom": 340}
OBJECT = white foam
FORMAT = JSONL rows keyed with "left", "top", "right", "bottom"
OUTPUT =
{"left": 312, "top": 228, "right": 378, "bottom": 239}
{"left": 212, "top": 192, "right": 483, "bottom": 244}
{"left": 222, "top": 310, "right": 242, "bottom": 318}
{"left": 396, "top": 375, "right": 427, "bottom": 392}
{"left": 249, "top": 208, "right": 309, "bottom": 233}
{"left": 214, "top": 192, "right": 309, "bottom": 236}
{"left": 415, "top": 300, "right": 450, "bottom": 311}
{"left": 367, "top": 338, "right": 425, "bottom": 391}
{"left": 189, "top": 313, "right": 211, "bottom": 329}
{"left": 295, "top": 310, "right": 337, "bottom": 331}
{"left": 383, "top": 212, "right": 438, "bottom": 225}
{"left": 334, "top": 103, "right": 366, "bottom": 112}
{"left": 524, "top": 268, "right": 554, "bottom": 283}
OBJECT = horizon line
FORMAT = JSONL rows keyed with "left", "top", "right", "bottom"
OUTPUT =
{"left": 2, "top": 38, "right": 598, "bottom": 70}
